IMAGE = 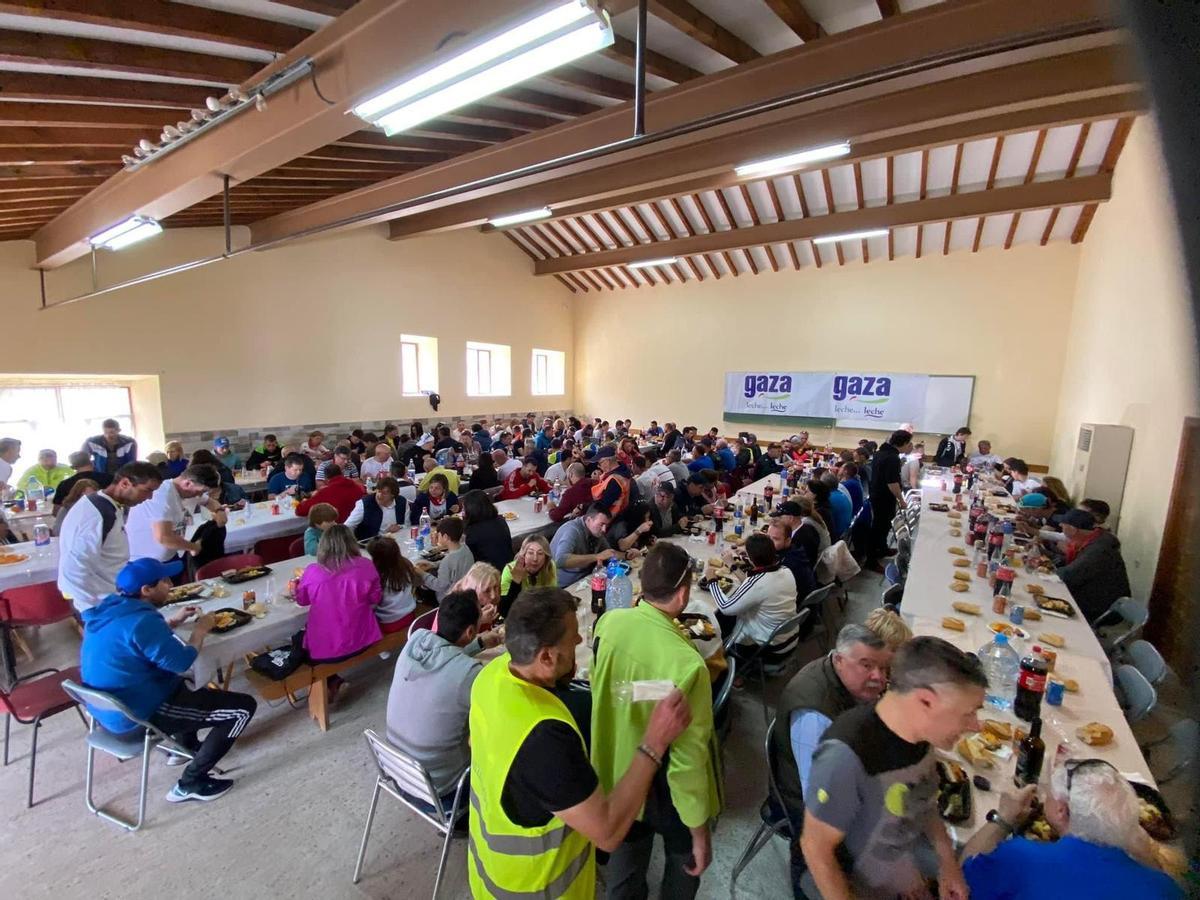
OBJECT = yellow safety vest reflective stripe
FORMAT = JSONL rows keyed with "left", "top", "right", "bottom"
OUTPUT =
{"left": 468, "top": 654, "right": 595, "bottom": 900}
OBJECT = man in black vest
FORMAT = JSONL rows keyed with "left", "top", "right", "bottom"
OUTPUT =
{"left": 934, "top": 427, "right": 971, "bottom": 467}
{"left": 345, "top": 477, "right": 406, "bottom": 541}
{"left": 770, "top": 624, "right": 897, "bottom": 898}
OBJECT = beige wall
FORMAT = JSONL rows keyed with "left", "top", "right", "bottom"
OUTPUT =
{"left": 1049, "top": 118, "right": 1200, "bottom": 598}
{"left": 574, "top": 242, "right": 1082, "bottom": 465}
{"left": 0, "top": 226, "right": 574, "bottom": 436}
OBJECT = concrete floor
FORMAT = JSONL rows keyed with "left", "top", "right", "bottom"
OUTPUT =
{"left": 1, "top": 570, "right": 1192, "bottom": 899}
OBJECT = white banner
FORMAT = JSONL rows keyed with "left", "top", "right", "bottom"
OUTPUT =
{"left": 724, "top": 371, "right": 930, "bottom": 428}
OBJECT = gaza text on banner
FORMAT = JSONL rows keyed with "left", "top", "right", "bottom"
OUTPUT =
{"left": 724, "top": 371, "right": 930, "bottom": 427}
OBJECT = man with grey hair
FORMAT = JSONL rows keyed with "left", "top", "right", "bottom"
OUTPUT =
{"left": 771, "top": 622, "right": 901, "bottom": 897}
{"left": 665, "top": 449, "right": 689, "bottom": 488}
{"left": 801, "top": 636, "right": 985, "bottom": 900}
{"left": 961, "top": 759, "right": 1183, "bottom": 898}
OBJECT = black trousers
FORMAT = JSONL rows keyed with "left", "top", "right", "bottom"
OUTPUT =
{"left": 150, "top": 683, "right": 257, "bottom": 787}
{"left": 605, "top": 762, "right": 700, "bottom": 900}
{"left": 867, "top": 496, "right": 896, "bottom": 560}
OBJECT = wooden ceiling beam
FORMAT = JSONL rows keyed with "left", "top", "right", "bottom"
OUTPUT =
{"left": 337, "top": 131, "right": 490, "bottom": 154}
{"left": 649, "top": 0, "right": 760, "bottom": 64}
{"left": 0, "top": 175, "right": 104, "bottom": 193}
{"left": 601, "top": 35, "right": 701, "bottom": 83}
{"left": 0, "top": 1, "right": 310, "bottom": 54}
{"left": 0, "top": 126, "right": 159, "bottom": 147}
{"left": 0, "top": 30, "right": 260, "bottom": 84}
{"left": 0, "top": 103, "right": 188, "bottom": 129}
{"left": 303, "top": 145, "right": 452, "bottom": 166}
{"left": 269, "top": 0, "right": 357, "bottom": 15}
{"left": 1072, "top": 115, "right": 1133, "bottom": 243}
{"left": 532, "top": 173, "right": 1112, "bottom": 274}
{"left": 876, "top": 0, "right": 901, "bottom": 19}
{"left": 406, "top": 120, "right": 524, "bottom": 143}
{"left": 539, "top": 66, "right": 635, "bottom": 101}
{"left": 0, "top": 162, "right": 118, "bottom": 178}
{"left": 442, "top": 103, "right": 562, "bottom": 132}
{"left": 0, "top": 73, "right": 215, "bottom": 108}
{"left": 762, "top": 0, "right": 823, "bottom": 42}
{"left": 497, "top": 87, "right": 600, "bottom": 118}
{"left": 0, "top": 147, "right": 123, "bottom": 164}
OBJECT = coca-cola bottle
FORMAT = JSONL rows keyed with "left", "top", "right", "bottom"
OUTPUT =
{"left": 1014, "top": 645, "right": 1048, "bottom": 721}
{"left": 590, "top": 569, "right": 607, "bottom": 621}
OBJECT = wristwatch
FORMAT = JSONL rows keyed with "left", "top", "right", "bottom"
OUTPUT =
{"left": 985, "top": 809, "right": 1015, "bottom": 836}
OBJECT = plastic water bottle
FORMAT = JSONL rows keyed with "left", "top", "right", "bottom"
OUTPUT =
{"left": 978, "top": 633, "right": 1020, "bottom": 711}
{"left": 550, "top": 480, "right": 562, "bottom": 507}
{"left": 1001, "top": 520, "right": 1015, "bottom": 555}
{"left": 365, "top": 475, "right": 376, "bottom": 493}
{"left": 418, "top": 511, "right": 431, "bottom": 543}
{"left": 24, "top": 476, "right": 44, "bottom": 510}
{"left": 604, "top": 560, "right": 633, "bottom": 612}
{"left": 406, "top": 461, "right": 416, "bottom": 482}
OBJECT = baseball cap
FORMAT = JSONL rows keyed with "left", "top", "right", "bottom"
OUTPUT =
{"left": 770, "top": 500, "right": 803, "bottom": 517}
{"left": 1062, "top": 508, "right": 1097, "bottom": 530}
{"left": 595, "top": 445, "right": 617, "bottom": 459}
{"left": 1018, "top": 493, "right": 1048, "bottom": 508}
{"left": 213, "top": 436, "right": 230, "bottom": 450}
{"left": 416, "top": 433, "right": 434, "bottom": 448}
{"left": 687, "top": 472, "right": 707, "bottom": 485}
{"left": 116, "top": 557, "right": 183, "bottom": 596}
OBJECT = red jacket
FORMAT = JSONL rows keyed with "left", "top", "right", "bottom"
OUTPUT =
{"left": 295, "top": 475, "right": 365, "bottom": 523}
{"left": 548, "top": 477, "right": 596, "bottom": 522}
{"left": 499, "top": 469, "right": 551, "bottom": 501}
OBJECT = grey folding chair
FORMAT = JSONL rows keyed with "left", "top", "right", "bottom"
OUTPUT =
{"left": 1122, "top": 640, "right": 1168, "bottom": 685}
{"left": 1114, "top": 664, "right": 1157, "bottom": 724}
{"left": 730, "top": 716, "right": 793, "bottom": 896}
{"left": 800, "top": 583, "right": 838, "bottom": 651}
{"left": 1099, "top": 597, "right": 1149, "bottom": 653}
{"left": 354, "top": 729, "right": 468, "bottom": 898}
{"left": 1145, "top": 718, "right": 1198, "bottom": 785}
{"left": 729, "top": 609, "right": 811, "bottom": 726}
{"left": 712, "top": 655, "right": 737, "bottom": 743}
{"left": 408, "top": 607, "right": 438, "bottom": 636}
{"left": 60, "top": 680, "right": 213, "bottom": 832}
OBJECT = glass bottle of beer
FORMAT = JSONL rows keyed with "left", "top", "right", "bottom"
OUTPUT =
{"left": 1014, "top": 716, "right": 1045, "bottom": 787}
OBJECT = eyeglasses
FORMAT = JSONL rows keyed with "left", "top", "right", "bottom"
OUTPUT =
{"left": 1064, "top": 757, "right": 1116, "bottom": 795}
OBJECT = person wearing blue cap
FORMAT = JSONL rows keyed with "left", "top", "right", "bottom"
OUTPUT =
{"left": 212, "top": 435, "right": 242, "bottom": 472}
{"left": 80, "top": 557, "right": 257, "bottom": 803}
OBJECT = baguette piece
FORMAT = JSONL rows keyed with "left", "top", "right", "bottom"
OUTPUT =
{"left": 1038, "top": 632, "right": 1065, "bottom": 648}
{"left": 941, "top": 616, "right": 966, "bottom": 632}
{"left": 951, "top": 601, "right": 981, "bottom": 616}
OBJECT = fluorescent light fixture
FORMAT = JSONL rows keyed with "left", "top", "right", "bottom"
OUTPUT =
{"left": 489, "top": 207, "right": 552, "bottom": 227}
{"left": 734, "top": 142, "right": 852, "bottom": 178}
{"left": 811, "top": 228, "right": 889, "bottom": 245}
{"left": 353, "top": 1, "right": 613, "bottom": 137}
{"left": 89, "top": 216, "right": 162, "bottom": 251}
{"left": 627, "top": 257, "right": 678, "bottom": 269}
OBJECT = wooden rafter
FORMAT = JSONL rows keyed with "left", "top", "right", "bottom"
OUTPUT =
{"left": 944, "top": 143, "right": 964, "bottom": 254}
{"left": 820, "top": 168, "right": 843, "bottom": 265}
{"left": 885, "top": 155, "right": 894, "bottom": 261}
{"left": 444, "top": 103, "right": 562, "bottom": 132}
{"left": 915, "top": 148, "right": 929, "bottom": 258}
{"left": 972, "top": 135, "right": 1005, "bottom": 252}
{"left": 1004, "top": 128, "right": 1047, "bottom": 249}
{"left": 0, "top": 73, "right": 214, "bottom": 109}
{"left": 1041, "top": 121, "right": 1092, "bottom": 244}
{"left": 539, "top": 66, "right": 635, "bottom": 102}
{"left": 876, "top": 0, "right": 901, "bottom": 18}
{"left": 601, "top": 36, "right": 701, "bottom": 83}
{"left": 1072, "top": 116, "right": 1134, "bottom": 244}
{"left": 852, "top": 162, "right": 868, "bottom": 263}
{"left": 500, "top": 88, "right": 600, "bottom": 118}
{"left": 793, "top": 174, "right": 820, "bottom": 268}
{"left": 649, "top": 0, "right": 760, "bottom": 64}
{"left": 0, "top": 103, "right": 188, "bottom": 129}
{"left": 762, "top": 0, "right": 822, "bottom": 42}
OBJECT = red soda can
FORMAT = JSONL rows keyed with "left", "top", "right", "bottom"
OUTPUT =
{"left": 706, "top": 531, "right": 717, "bottom": 545}
{"left": 271, "top": 503, "right": 280, "bottom": 515}
{"left": 410, "top": 526, "right": 419, "bottom": 540}
{"left": 534, "top": 497, "right": 544, "bottom": 514}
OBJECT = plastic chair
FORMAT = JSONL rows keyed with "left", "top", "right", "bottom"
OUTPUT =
{"left": 1122, "top": 640, "right": 1168, "bottom": 685}
{"left": 728, "top": 609, "right": 811, "bottom": 726}
{"left": 194, "top": 552, "right": 265, "bottom": 582}
{"left": 0, "top": 582, "right": 77, "bottom": 627}
{"left": 353, "top": 729, "right": 468, "bottom": 897}
{"left": 1, "top": 665, "right": 84, "bottom": 807}
{"left": 1114, "top": 664, "right": 1157, "bottom": 724}
{"left": 60, "top": 680, "right": 214, "bottom": 831}
{"left": 408, "top": 607, "right": 438, "bottom": 636}
{"left": 730, "top": 716, "right": 794, "bottom": 894}
{"left": 287, "top": 537, "right": 305, "bottom": 558}
{"left": 1145, "top": 718, "right": 1198, "bottom": 784}
{"left": 253, "top": 535, "right": 299, "bottom": 565}
{"left": 799, "top": 583, "right": 838, "bottom": 651}
{"left": 1099, "top": 597, "right": 1149, "bottom": 653}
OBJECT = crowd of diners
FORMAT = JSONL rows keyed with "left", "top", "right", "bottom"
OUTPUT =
{"left": 0, "top": 414, "right": 1180, "bottom": 898}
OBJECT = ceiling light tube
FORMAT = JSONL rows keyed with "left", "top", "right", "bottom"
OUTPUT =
{"left": 811, "top": 228, "right": 889, "bottom": 245}
{"left": 489, "top": 207, "right": 552, "bottom": 227}
{"left": 734, "top": 142, "right": 852, "bottom": 178}
{"left": 89, "top": 216, "right": 162, "bottom": 251}
{"left": 353, "top": 1, "right": 612, "bottom": 136}
{"left": 627, "top": 257, "right": 678, "bottom": 269}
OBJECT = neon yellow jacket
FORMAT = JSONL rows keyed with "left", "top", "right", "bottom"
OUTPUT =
{"left": 590, "top": 601, "right": 723, "bottom": 828}
{"left": 17, "top": 464, "right": 73, "bottom": 493}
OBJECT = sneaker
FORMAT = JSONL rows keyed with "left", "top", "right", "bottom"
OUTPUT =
{"left": 164, "top": 752, "right": 189, "bottom": 767}
{"left": 165, "top": 776, "right": 234, "bottom": 803}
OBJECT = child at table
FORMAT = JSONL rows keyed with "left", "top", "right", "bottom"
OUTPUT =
{"left": 304, "top": 503, "right": 338, "bottom": 556}
{"left": 366, "top": 537, "right": 420, "bottom": 634}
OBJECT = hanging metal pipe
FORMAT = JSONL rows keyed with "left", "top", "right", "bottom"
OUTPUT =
{"left": 38, "top": 18, "right": 1110, "bottom": 311}
{"left": 222, "top": 174, "right": 232, "bottom": 255}
{"left": 633, "top": 0, "right": 648, "bottom": 137}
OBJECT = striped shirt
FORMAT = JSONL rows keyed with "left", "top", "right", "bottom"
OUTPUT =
{"left": 316, "top": 458, "right": 359, "bottom": 483}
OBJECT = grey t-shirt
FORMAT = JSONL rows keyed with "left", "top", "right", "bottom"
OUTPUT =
{"left": 803, "top": 704, "right": 938, "bottom": 899}
{"left": 550, "top": 517, "right": 610, "bottom": 586}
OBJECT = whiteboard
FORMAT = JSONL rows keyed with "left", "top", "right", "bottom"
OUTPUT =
{"left": 836, "top": 376, "right": 974, "bottom": 434}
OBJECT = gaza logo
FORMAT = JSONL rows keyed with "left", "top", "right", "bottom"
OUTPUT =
{"left": 832, "top": 375, "right": 892, "bottom": 404}
{"left": 742, "top": 374, "right": 793, "bottom": 400}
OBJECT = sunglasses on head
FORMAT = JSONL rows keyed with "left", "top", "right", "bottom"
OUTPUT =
{"left": 1064, "top": 757, "right": 1116, "bottom": 794}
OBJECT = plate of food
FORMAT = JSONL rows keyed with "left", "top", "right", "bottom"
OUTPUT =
{"left": 1131, "top": 781, "right": 1177, "bottom": 841}
{"left": 501, "top": 511, "right": 519, "bottom": 521}
{"left": 677, "top": 612, "right": 717, "bottom": 641}
{"left": 936, "top": 759, "right": 973, "bottom": 822}
{"left": 988, "top": 621, "right": 1030, "bottom": 641}
{"left": 928, "top": 502, "right": 950, "bottom": 512}
{"left": 955, "top": 732, "right": 997, "bottom": 769}
{"left": 0, "top": 552, "right": 29, "bottom": 566}
{"left": 698, "top": 574, "right": 733, "bottom": 592}
{"left": 167, "top": 582, "right": 211, "bottom": 603}
{"left": 1035, "top": 596, "right": 1075, "bottom": 618}
{"left": 209, "top": 607, "right": 253, "bottom": 633}
{"left": 222, "top": 565, "right": 272, "bottom": 584}
{"left": 1022, "top": 801, "right": 1060, "bottom": 842}
{"left": 420, "top": 548, "right": 445, "bottom": 562}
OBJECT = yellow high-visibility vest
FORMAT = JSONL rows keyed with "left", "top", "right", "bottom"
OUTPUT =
{"left": 468, "top": 654, "right": 595, "bottom": 900}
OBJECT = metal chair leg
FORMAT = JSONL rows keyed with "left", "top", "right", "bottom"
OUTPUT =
{"left": 26, "top": 715, "right": 42, "bottom": 808}
{"left": 757, "top": 664, "right": 770, "bottom": 728}
{"left": 434, "top": 777, "right": 468, "bottom": 900}
{"left": 352, "top": 779, "right": 383, "bottom": 884}
{"left": 729, "top": 821, "right": 772, "bottom": 895}
{"left": 3, "top": 713, "right": 9, "bottom": 766}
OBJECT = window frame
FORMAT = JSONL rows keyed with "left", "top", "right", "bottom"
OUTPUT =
{"left": 399, "top": 334, "right": 438, "bottom": 397}
{"left": 466, "top": 341, "right": 511, "bottom": 398}
{"left": 531, "top": 348, "right": 565, "bottom": 396}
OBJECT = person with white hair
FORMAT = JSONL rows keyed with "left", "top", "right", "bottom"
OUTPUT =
{"left": 960, "top": 759, "right": 1184, "bottom": 898}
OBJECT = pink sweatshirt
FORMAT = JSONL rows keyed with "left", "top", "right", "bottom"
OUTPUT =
{"left": 295, "top": 556, "right": 382, "bottom": 661}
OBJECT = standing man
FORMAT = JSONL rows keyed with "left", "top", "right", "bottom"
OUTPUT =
{"left": 867, "top": 429, "right": 912, "bottom": 572}
{"left": 125, "top": 464, "right": 224, "bottom": 564}
{"left": 934, "top": 427, "right": 971, "bottom": 467}
{"left": 83, "top": 418, "right": 137, "bottom": 475}
{"left": 58, "top": 461, "right": 163, "bottom": 612}
{"left": 51, "top": 451, "right": 113, "bottom": 513}
{"left": 591, "top": 543, "right": 720, "bottom": 898}
{"left": 468, "top": 587, "right": 691, "bottom": 900}
{"left": 800, "top": 636, "right": 985, "bottom": 900}
{"left": 0, "top": 437, "right": 21, "bottom": 494}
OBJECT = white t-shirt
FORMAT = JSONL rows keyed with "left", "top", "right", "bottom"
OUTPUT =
{"left": 360, "top": 457, "right": 393, "bottom": 480}
{"left": 1011, "top": 476, "right": 1042, "bottom": 498}
{"left": 544, "top": 461, "right": 567, "bottom": 484}
{"left": 969, "top": 452, "right": 1002, "bottom": 470}
{"left": 126, "top": 480, "right": 203, "bottom": 562}
{"left": 497, "top": 458, "right": 522, "bottom": 480}
{"left": 57, "top": 492, "right": 128, "bottom": 611}
{"left": 0, "top": 458, "right": 12, "bottom": 491}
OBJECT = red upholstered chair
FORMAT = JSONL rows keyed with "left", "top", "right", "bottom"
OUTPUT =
{"left": 0, "top": 582, "right": 82, "bottom": 661}
{"left": 1, "top": 666, "right": 85, "bottom": 807}
{"left": 194, "top": 553, "right": 265, "bottom": 582}
{"left": 254, "top": 535, "right": 298, "bottom": 565}
{"left": 288, "top": 537, "right": 305, "bottom": 558}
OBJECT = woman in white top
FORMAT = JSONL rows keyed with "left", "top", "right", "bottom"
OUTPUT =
{"left": 900, "top": 442, "right": 924, "bottom": 492}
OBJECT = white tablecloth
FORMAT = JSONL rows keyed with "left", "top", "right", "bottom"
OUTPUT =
{"left": 0, "top": 539, "right": 56, "bottom": 591}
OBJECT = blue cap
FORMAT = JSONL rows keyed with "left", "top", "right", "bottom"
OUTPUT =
{"left": 116, "top": 557, "right": 183, "bottom": 595}
{"left": 1018, "top": 492, "right": 1048, "bottom": 508}
{"left": 213, "top": 436, "right": 230, "bottom": 449}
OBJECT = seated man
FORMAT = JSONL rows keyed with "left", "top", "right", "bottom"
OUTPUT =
{"left": 822, "top": 472, "right": 853, "bottom": 538}
{"left": 648, "top": 482, "right": 682, "bottom": 536}
{"left": 548, "top": 462, "right": 595, "bottom": 523}
{"left": 1007, "top": 458, "right": 1042, "bottom": 497}
{"left": 498, "top": 458, "right": 551, "bottom": 500}
{"left": 316, "top": 445, "right": 360, "bottom": 485}
{"left": 550, "top": 503, "right": 620, "bottom": 586}
{"left": 359, "top": 441, "right": 395, "bottom": 482}
{"left": 295, "top": 463, "right": 366, "bottom": 522}
{"left": 772, "top": 621, "right": 907, "bottom": 896}
{"left": 346, "top": 476, "right": 407, "bottom": 541}
{"left": 1053, "top": 508, "right": 1131, "bottom": 623}
{"left": 17, "top": 448, "right": 73, "bottom": 498}
{"left": 80, "top": 557, "right": 257, "bottom": 802}
{"left": 753, "top": 443, "right": 788, "bottom": 480}
{"left": 961, "top": 760, "right": 1183, "bottom": 899}
{"left": 674, "top": 474, "right": 715, "bottom": 520}
{"left": 386, "top": 589, "right": 503, "bottom": 805}
{"left": 267, "top": 452, "right": 316, "bottom": 498}
{"left": 245, "top": 434, "right": 283, "bottom": 472}
{"left": 212, "top": 436, "right": 242, "bottom": 472}
{"left": 967, "top": 439, "right": 1002, "bottom": 471}
{"left": 417, "top": 516, "right": 475, "bottom": 600}
{"left": 765, "top": 520, "right": 817, "bottom": 604}
{"left": 636, "top": 448, "right": 676, "bottom": 499}
{"left": 704, "top": 533, "right": 798, "bottom": 658}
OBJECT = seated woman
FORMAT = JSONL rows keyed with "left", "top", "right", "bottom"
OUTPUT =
{"left": 461, "top": 489, "right": 513, "bottom": 573}
{"left": 499, "top": 535, "right": 558, "bottom": 617}
{"left": 409, "top": 473, "right": 459, "bottom": 524}
{"left": 295, "top": 524, "right": 382, "bottom": 701}
{"left": 162, "top": 441, "right": 189, "bottom": 478}
{"left": 366, "top": 536, "right": 421, "bottom": 634}
{"left": 304, "top": 502, "right": 339, "bottom": 556}
{"left": 465, "top": 451, "right": 500, "bottom": 491}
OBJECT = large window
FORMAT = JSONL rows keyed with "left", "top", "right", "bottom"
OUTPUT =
{"left": 0, "top": 383, "right": 134, "bottom": 460}
{"left": 400, "top": 334, "right": 438, "bottom": 396}
{"left": 466, "top": 341, "right": 511, "bottom": 397}
{"left": 532, "top": 348, "right": 566, "bottom": 396}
